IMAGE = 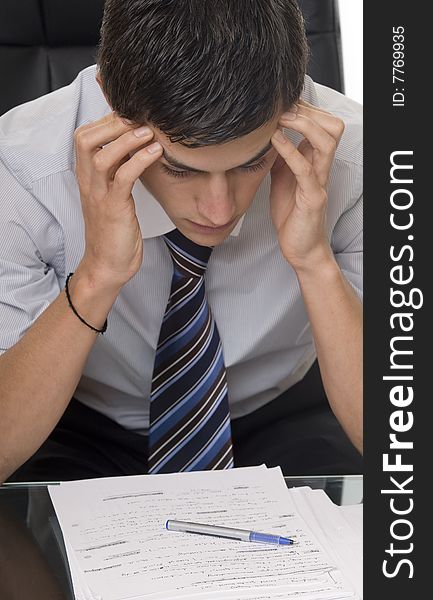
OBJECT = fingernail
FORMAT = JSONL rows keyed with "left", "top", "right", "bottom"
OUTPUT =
{"left": 133, "top": 126, "right": 152, "bottom": 138}
{"left": 147, "top": 141, "right": 162, "bottom": 154}
{"left": 273, "top": 130, "right": 287, "bottom": 144}
{"left": 281, "top": 110, "right": 297, "bottom": 121}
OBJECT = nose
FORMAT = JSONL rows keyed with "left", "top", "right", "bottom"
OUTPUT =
{"left": 196, "top": 174, "right": 236, "bottom": 227}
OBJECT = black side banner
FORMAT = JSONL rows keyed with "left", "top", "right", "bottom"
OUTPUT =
{"left": 364, "top": 1, "right": 430, "bottom": 597}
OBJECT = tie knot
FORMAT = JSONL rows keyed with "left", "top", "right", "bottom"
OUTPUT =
{"left": 163, "top": 229, "right": 213, "bottom": 278}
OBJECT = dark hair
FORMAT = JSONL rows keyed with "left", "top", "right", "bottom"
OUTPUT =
{"left": 97, "top": 0, "right": 309, "bottom": 147}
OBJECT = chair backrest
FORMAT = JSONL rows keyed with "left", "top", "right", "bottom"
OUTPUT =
{"left": 0, "top": 0, "right": 344, "bottom": 117}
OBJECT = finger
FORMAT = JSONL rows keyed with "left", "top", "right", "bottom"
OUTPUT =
{"left": 73, "top": 111, "right": 122, "bottom": 136}
{"left": 90, "top": 127, "right": 156, "bottom": 190}
{"left": 280, "top": 112, "right": 338, "bottom": 151}
{"left": 271, "top": 130, "right": 326, "bottom": 211}
{"left": 289, "top": 100, "right": 345, "bottom": 140}
{"left": 74, "top": 115, "right": 133, "bottom": 155}
{"left": 279, "top": 114, "right": 337, "bottom": 187}
{"left": 110, "top": 142, "right": 163, "bottom": 202}
{"left": 298, "top": 137, "right": 314, "bottom": 164}
{"left": 75, "top": 112, "right": 131, "bottom": 143}
{"left": 270, "top": 153, "right": 286, "bottom": 174}
{"left": 74, "top": 114, "right": 135, "bottom": 176}
{"left": 298, "top": 99, "right": 334, "bottom": 116}
{"left": 269, "top": 160, "right": 296, "bottom": 226}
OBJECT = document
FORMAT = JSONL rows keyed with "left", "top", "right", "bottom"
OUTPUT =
{"left": 49, "top": 466, "right": 361, "bottom": 600}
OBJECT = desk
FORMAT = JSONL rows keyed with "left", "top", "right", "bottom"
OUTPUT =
{"left": 0, "top": 476, "right": 362, "bottom": 600}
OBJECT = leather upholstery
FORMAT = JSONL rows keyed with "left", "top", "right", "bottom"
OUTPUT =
{"left": 0, "top": 0, "right": 344, "bottom": 116}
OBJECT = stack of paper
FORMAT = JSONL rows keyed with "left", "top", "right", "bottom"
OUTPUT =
{"left": 48, "top": 466, "right": 362, "bottom": 600}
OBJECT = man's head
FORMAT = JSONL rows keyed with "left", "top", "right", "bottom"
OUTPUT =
{"left": 97, "top": 0, "right": 309, "bottom": 244}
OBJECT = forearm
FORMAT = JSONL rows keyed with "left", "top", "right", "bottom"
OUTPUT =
{"left": 294, "top": 248, "right": 363, "bottom": 454}
{"left": 0, "top": 265, "right": 121, "bottom": 483}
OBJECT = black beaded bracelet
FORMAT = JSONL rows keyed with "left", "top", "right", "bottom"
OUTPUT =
{"left": 65, "top": 272, "right": 108, "bottom": 334}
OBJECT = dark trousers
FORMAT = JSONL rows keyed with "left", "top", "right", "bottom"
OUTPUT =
{"left": 7, "top": 361, "right": 362, "bottom": 482}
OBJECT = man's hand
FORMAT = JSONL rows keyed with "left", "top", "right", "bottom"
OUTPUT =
{"left": 271, "top": 101, "right": 363, "bottom": 453}
{"left": 270, "top": 100, "right": 345, "bottom": 272}
{"left": 74, "top": 112, "right": 163, "bottom": 290}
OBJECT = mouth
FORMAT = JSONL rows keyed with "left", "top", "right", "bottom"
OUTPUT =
{"left": 186, "top": 218, "right": 237, "bottom": 234}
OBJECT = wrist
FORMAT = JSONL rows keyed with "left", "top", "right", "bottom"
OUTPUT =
{"left": 75, "top": 261, "right": 126, "bottom": 297}
{"left": 65, "top": 273, "right": 108, "bottom": 334}
{"left": 66, "top": 266, "right": 122, "bottom": 331}
{"left": 287, "top": 243, "right": 337, "bottom": 278}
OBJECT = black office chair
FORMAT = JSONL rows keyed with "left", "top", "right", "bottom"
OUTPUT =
{"left": 0, "top": 0, "right": 344, "bottom": 117}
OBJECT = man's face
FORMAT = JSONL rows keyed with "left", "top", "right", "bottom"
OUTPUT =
{"left": 140, "top": 115, "right": 281, "bottom": 246}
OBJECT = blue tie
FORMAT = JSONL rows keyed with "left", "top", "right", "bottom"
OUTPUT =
{"left": 148, "top": 229, "right": 234, "bottom": 473}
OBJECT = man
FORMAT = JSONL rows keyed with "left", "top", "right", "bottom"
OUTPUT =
{"left": 0, "top": 0, "right": 362, "bottom": 482}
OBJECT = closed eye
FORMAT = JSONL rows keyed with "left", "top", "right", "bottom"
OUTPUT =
{"left": 160, "top": 157, "right": 269, "bottom": 179}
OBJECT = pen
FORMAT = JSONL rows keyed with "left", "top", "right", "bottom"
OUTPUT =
{"left": 166, "top": 520, "right": 295, "bottom": 546}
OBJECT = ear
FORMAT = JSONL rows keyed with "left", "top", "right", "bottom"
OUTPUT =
{"left": 95, "top": 70, "right": 112, "bottom": 109}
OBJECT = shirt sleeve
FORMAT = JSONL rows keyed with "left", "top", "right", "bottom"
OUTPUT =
{"left": 0, "top": 160, "right": 64, "bottom": 354}
{"left": 332, "top": 193, "right": 363, "bottom": 301}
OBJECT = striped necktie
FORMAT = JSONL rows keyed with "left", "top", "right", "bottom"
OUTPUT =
{"left": 148, "top": 229, "right": 234, "bottom": 473}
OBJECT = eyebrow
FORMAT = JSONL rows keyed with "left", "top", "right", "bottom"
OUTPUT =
{"left": 161, "top": 141, "right": 274, "bottom": 173}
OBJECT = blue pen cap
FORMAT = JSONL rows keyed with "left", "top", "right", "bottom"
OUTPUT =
{"left": 249, "top": 532, "right": 293, "bottom": 545}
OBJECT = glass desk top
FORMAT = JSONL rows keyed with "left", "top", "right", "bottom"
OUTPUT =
{"left": 0, "top": 475, "right": 362, "bottom": 600}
